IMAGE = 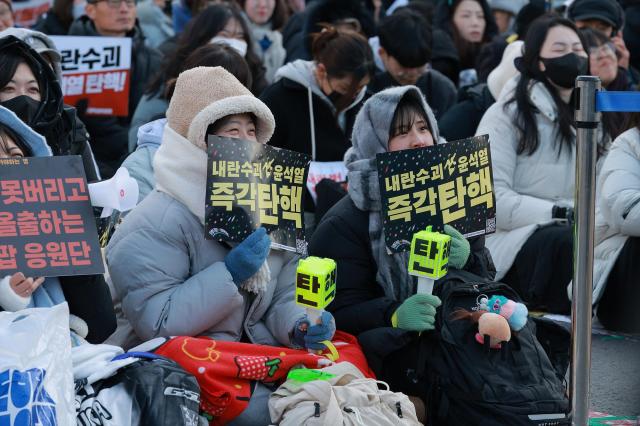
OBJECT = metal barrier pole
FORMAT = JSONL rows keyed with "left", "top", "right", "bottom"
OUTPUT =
{"left": 571, "top": 76, "right": 601, "bottom": 426}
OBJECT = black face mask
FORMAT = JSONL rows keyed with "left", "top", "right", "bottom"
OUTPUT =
{"left": 0, "top": 95, "right": 42, "bottom": 127}
{"left": 540, "top": 53, "right": 589, "bottom": 89}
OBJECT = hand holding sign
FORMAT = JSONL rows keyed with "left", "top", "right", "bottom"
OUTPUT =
{"left": 408, "top": 226, "right": 451, "bottom": 294}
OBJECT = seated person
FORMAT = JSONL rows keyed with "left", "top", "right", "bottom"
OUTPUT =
{"left": 368, "top": 8, "right": 457, "bottom": 120}
{"left": 309, "top": 86, "right": 494, "bottom": 404}
{"left": 594, "top": 112, "right": 640, "bottom": 334}
{"left": 0, "top": 105, "right": 116, "bottom": 344}
{"left": 106, "top": 67, "right": 335, "bottom": 425}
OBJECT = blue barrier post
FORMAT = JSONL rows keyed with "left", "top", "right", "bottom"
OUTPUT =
{"left": 571, "top": 76, "right": 601, "bottom": 426}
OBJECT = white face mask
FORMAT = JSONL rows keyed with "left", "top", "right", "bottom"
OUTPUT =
{"left": 210, "top": 36, "right": 248, "bottom": 57}
{"left": 72, "top": 2, "right": 86, "bottom": 19}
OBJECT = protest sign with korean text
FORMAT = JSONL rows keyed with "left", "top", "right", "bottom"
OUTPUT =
{"left": 376, "top": 135, "right": 496, "bottom": 253}
{"left": 206, "top": 136, "right": 311, "bottom": 254}
{"left": 0, "top": 156, "right": 104, "bottom": 277}
{"left": 50, "top": 36, "right": 132, "bottom": 117}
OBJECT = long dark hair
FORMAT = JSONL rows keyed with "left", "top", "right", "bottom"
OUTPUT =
{"left": 505, "top": 16, "right": 594, "bottom": 156}
{"left": 146, "top": 3, "right": 266, "bottom": 96}
{"left": 447, "top": 0, "right": 494, "bottom": 69}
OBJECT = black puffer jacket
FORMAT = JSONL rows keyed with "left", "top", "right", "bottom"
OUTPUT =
{"left": 68, "top": 17, "right": 162, "bottom": 178}
{"left": 309, "top": 195, "right": 496, "bottom": 338}
{"left": 439, "top": 83, "right": 496, "bottom": 142}
{"left": 0, "top": 36, "right": 100, "bottom": 182}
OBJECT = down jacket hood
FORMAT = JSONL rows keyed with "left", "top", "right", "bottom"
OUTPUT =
{"left": 346, "top": 85, "right": 442, "bottom": 165}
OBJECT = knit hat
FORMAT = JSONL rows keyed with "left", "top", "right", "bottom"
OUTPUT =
{"left": 487, "top": 40, "right": 524, "bottom": 100}
{"left": 166, "top": 66, "right": 275, "bottom": 149}
{"left": 567, "top": 0, "right": 624, "bottom": 32}
{"left": 0, "top": 28, "right": 62, "bottom": 78}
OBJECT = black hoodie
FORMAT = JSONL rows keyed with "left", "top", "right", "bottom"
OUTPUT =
{"left": 0, "top": 36, "right": 100, "bottom": 182}
{"left": 68, "top": 16, "right": 162, "bottom": 179}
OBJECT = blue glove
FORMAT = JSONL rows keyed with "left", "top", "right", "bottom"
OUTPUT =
{"left": 291, "top": 311, "right": 337, "bottom": 350}
{"left": 224, "top": 227, "right": 271, "bottom": 285}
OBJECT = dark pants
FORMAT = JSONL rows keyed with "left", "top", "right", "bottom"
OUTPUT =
{"left": 502, "top": 224, "right": 573, "bottom": 314}
{"left": 597, "top": 237, "right": 640, "bottom": 333}
{"left": 379, "top": 339, "right": 427, "bottom": 401}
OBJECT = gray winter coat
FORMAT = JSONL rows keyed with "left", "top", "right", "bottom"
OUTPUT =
{"left": 105, "top": 189, "right": 304, "bottom": 346}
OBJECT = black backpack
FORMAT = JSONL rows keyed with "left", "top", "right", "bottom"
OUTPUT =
{"left": 419, "top": 271, "right": 571, "bottom": 426}
{"left": 75, "top": 354, "right": 202, "bottom": 425}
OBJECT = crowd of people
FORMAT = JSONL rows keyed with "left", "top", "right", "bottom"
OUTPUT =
{"left": 1, "top": 0, "right": 639, "bottom": 424}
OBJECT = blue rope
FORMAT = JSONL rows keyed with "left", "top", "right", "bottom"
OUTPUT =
{"left": 595, "top": 92, "right": 640, "bottom": 112}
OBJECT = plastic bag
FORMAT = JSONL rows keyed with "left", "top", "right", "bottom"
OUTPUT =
{"left": 0, "top": 303, "right": 75, "bottom": 425}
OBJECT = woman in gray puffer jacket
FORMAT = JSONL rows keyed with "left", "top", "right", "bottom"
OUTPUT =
{"left": 106, "top": 67, "right": 335, "bottom": 424}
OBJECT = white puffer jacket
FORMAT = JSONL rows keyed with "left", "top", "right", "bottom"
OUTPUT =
{"left": 476, "top": 76, "right": 608, "bottom": 279}
{"left": 589, "top": 127, "right": 640, "bottom": 303}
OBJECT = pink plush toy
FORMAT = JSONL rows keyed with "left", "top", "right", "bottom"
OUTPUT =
{"left": 477, "top": 295, "right": 528, "bottom": 331}
{"left": 452, "top": 310, "right": 512, "bottom": 349}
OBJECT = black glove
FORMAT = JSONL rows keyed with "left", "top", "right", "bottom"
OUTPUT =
{"left": 552, "top": 205, "right": 574, "bottom": 227}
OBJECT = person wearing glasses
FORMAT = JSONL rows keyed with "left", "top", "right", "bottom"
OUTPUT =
{"left": 68, "top": 0, "right": 161, "bottom": 179}
{"left": 580, "top": 28, "right": 632, "bottom": 142}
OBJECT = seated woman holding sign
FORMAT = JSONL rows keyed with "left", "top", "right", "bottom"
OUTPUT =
{"left": 106, "top": 66, "right": 335, "bottom": 424}
{"left": 309, "top": 86, "right": 495, "bottom": 404}
{"left": 0, "top": 105, "right": 116, "bottom": 344}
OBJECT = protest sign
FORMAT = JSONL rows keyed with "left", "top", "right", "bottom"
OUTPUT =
{"left": 0, "top": 156, "right": 104, "bottom": 277}
{"left": 50, "top": 36, "right": 132, "bottom": 117}
{"left": 376, "top": 135, "right": 496, "bottom": 253}
{"left": 306, "top": 161, "right": 348, "bottom": 204}
{"left": 205, "top": 136, "right": 311, "bottom": 254}
{"left": 12, "top": 0, "right": 52, "bottom": 27}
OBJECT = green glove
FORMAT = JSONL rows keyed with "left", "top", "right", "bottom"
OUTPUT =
{"left": 392, "top": 294, "right": 442, "bottom": 332}
{"left": 444, "top": 225, "right": 470, "bottom": 269}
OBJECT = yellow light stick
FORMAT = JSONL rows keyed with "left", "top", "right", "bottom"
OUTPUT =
{"left": 295, "top": 256, "right": 337, "bottom": 324}
{"left": 408, "top": 226, "right": 451, "bottom": 294}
